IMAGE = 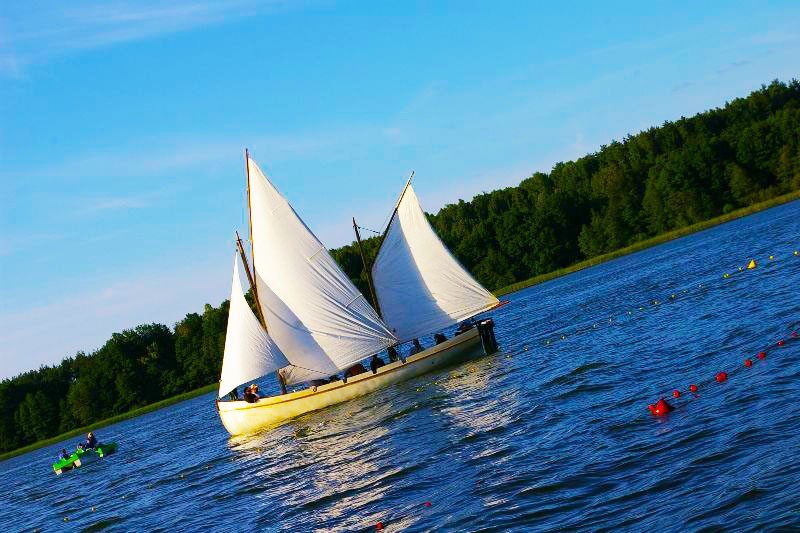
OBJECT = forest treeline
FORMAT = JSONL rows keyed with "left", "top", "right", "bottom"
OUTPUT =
{"left": 2, "top": 80, "right": 799, "bottom": 453}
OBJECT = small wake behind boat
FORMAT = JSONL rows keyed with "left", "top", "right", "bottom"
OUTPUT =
{"left": 216, "top": 154, "right": 504, "bottom": 436}
{"left": 52, "top": 443, "right": 117, "bottom": 475}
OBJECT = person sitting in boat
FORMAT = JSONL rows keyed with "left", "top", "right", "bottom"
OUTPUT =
{"left": 85, "top": 432, "right": 98, "bottom": 449}
{"left": 310, "top": 378, "right": 328, "bottom": 388}
{"left": 59, "top": 448, "right": 70, "bottom": 461}
{"left": 434, "top": 333, "right": 447, "bottom": 345}
{"left": 344, "top": 363, "right": 367, "bottom": 379}
{"left": 327, "top": 375, "right": 340, "bottom": 383}
{"left": 243, "top": 384, "right": 260, "bottom": 403}
{"left": 387, "top": 346, "right": 399, "bottom": 362}
{"left": 455, "top": 321, "right": 473, "bottom": 336}
{"left": 370, "top": 354, "right": 386, "bottom": 374}
{"left": 409, "top": 338, "right": 424, "bottom": 355}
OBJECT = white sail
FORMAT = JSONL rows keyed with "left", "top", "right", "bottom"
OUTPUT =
{"left": 219, "top": 255, "right": 290, "bottom": 398}
{"left": 247, "top": 158, "right": 397, "bottom": 385}
{"left": 372, "top": 183, "right": 499, "bottom": 342}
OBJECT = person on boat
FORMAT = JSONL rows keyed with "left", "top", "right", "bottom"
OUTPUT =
{"left": 327, "top": 375, "right": 340, "bottom": 383}
{"left": 310, "top": 378, "right": 328, "bottom": 388}
{"left": 59, "top": 448, "right": 70, "bottom": 461}
{"left": 387, "top": 346, "right": 399, "bottom": 362}
{"left": 455, "top": 321, "right": 473, "bottom": 336}
{"left": 85, "top": 432, "right": 98, "bottom": 449}
{"left": 409, "top": 338, "right": 424, "bottom": 355}
{"left": 370, "top": 354, "right": 386, "bottom": 374}
{"left": 243, "top": 384, "right": 260, "bottom": 403}
{"left": 434, "top": 333, "right": 447, "bottom": 344}
{"left": 344, "top": 363, "right": 367, "bottom": 379}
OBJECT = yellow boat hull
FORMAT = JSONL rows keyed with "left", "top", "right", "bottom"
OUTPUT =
{"left": 218, "top": 327, "right": 486, "bottom": 435}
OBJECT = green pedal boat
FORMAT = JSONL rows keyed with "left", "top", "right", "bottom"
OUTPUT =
{"left": 52, "top": 443, "right": 118, "bottom": 475}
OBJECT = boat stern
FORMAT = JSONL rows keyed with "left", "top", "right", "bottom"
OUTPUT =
{"left": 477, "top": 318, "right": 498, "bottom": 354}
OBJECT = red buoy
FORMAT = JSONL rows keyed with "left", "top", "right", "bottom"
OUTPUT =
{"left": 757, "top": 351, "right": 767, "bottom": 360}
{"left": 744, "top": 359, "right": 753, "bottom": 368}
{"left": 376, "top": 522, "right": 384, "bottom": 530}
{"left": 792, "top": 331, "right": 798, "bottom": 338}
{"left": 777, "top": 340, "right": 785, "bottom": 346}
{"left": 673, "top": 390, "right": 681, "bottom": 398}
{"left": 716, "top": 371, "right": 728, "bottom": 383}
{"left": 424, "top": 501, "right": 432, "bottom": 507}
{"left": 689, "top": 384, "right": 698, "bottom": 393}
{"left": 648, "top": 398, "right": 674, "bottom": 416}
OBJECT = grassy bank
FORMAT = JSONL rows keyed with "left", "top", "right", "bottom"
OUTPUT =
{"left": 494, "top": 190, "right": 800, "bottom": 297}
{"left": 0, "top": 383, "right": 217, "bottom": 463}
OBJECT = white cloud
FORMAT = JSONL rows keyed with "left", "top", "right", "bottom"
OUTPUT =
{"left": 0, "top": 0, "right": 292, "bottom": 76}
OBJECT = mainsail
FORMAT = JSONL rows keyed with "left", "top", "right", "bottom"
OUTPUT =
{"left": 247, "top": 158, "right": 398, "bottom": 385}
{"left": 219, "top": 255, "right": 290, "bottom": 397}
{"left": 372, "top": 181, "right": 499, "bottom": 342}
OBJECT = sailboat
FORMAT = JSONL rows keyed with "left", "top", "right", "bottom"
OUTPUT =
{"left": 217, "top": 155, "right": 502, "bottom": 436}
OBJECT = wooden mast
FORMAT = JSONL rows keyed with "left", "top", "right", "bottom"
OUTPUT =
{"left": 353, "top": 217, "right": 381, "bottom": 317}
{"left": 235, "top": 231, "right": 266, "bottom": 328}
{"left": 244, "top": 149, "right": 288, "bottom": 395}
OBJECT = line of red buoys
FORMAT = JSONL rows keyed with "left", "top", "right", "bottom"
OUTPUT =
{"left": 648, "top": 332, "right": 798, "bottom": 417}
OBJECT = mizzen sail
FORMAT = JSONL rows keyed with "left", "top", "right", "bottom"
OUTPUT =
{"left": 372, "top": 183, "right": 499, "bottom": 342}
{"left": 219, "top": 254, "right": 290, "bottom": 397}
{"left": 247, "top": 158, "right": 397, "bottom": 385}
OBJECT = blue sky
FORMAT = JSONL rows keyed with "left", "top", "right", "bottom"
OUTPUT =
{"left": 1, "top": 0, "right": 798, "bottom": 379}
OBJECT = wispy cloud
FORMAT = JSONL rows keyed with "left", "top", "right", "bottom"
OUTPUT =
{"left": 13, "top": 126, "right": 387, "bottom": 183}
{"left": 85, "top": 194, "right": 155, "bottom": 211}
{"left": 0, "top": 0, "right": 288, "bottom": 76}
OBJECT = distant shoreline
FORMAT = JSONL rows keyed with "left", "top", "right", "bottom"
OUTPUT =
{"left": 0, "top": 383, "right": 216, "bottom": 463}
{"left": 493, "top": 190, "right": 800, "bottom": 297}
{"left": 4, "top": 191, "right": 798, "bottom": 463}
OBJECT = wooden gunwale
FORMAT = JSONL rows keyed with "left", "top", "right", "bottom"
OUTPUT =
{"left": 220, "top": 327, "right": 481, "bottom": 411}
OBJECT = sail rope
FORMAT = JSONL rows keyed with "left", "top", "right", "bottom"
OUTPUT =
{"left": 356, "top": 224, "right": 382, "bottom": 235}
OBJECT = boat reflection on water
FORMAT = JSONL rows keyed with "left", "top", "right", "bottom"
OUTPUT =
{"left": 228, "top": 405, "right": 403, "bottom": 528}
{"left": 437, "top": 366, "right": 522, "bottom": 437}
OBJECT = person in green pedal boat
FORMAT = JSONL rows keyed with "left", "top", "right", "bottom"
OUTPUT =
{"left": 83, "top": 432, "right": 98, "bottom": 450}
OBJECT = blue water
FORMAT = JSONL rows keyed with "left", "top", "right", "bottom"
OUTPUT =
{"left": 3, "top": 201, "right": 799, "bottom": 531}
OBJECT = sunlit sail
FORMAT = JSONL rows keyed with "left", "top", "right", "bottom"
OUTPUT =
{"left": 371, "top": 178, "right": 500, "bottom": 342}
{"left": 218, "top": 254, "right": 289, "bottom": 398}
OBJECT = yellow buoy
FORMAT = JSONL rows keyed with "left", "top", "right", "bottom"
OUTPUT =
{"left": 723, "top": 273, "right": 730, "bottom": 278}
{"left": 769, "top": 255, "right": 774, "bottom": 260}
{"left": 747, "top": 259, "right": 757, "bottom": 269}
{"left": 794, "top": 250, "right": 798, "bottom": 256}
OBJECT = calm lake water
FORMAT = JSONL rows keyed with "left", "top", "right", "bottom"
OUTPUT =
{"left": 3, "top": 201, "right": 799, "bottom": 532}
